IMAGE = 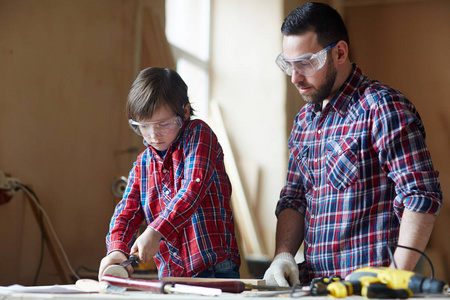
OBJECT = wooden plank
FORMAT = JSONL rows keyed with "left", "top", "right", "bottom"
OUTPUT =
{"left": 209, "top": 101, "right": 265, "bottom": 256}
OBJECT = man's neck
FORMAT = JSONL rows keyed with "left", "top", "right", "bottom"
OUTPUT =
{"left": 322, "top": 61, "right": 353, "bottom": 110}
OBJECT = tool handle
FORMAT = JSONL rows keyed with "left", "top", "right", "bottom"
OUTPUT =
{"left": 102, "top": 275, "right": 167, "bottom": 293}
{"left": 327, "top": 281, "right": 362, "bottom": 298}
{"left": 366, "top": 283, "right": 410, "bottom": 299}
{"left": 119, "top": 254, "right": 138, "bottom": 268}
{"left": 101, "top": 275, "right": 245, "bottom": 294}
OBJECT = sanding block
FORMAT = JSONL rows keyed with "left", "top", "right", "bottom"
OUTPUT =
{"left": 102, "top": 254, "right": 138, "bottom": 278}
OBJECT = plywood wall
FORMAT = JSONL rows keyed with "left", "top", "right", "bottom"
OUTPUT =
{"left": 282, "top": 0, "right": 449, "bottom": 281}
{"left": 1, "top": 0, "right": 448, "bottom": 286}
{"left": 345, "top": 0, "right": 450, "bottom": 281}
{"left": 0, "top": 0, "right": 168, "bottom": 285}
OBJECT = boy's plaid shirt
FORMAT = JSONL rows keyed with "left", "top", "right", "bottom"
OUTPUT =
{"left": 107, "top": 119, "right": 240, "bottom": 278}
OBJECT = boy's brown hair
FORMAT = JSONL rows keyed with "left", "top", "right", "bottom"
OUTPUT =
{"left": 126, "top": 67, "right": 194, "bottom": 122}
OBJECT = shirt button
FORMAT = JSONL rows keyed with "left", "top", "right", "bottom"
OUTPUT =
{"left": 318, "top": 129, "right": 322, "bottom": 134}
{"left": 163, "top": 169, "right": 168, "bottom": 174}
{"left": 195, "top": 178, "right": 201, "bottom": 183}
{"left": 165, "top": 190, "right": 170, "bottom": 195}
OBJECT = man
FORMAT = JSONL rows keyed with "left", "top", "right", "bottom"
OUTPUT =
{"left": 263, "top": 2, "right": 442, "bottom": 286}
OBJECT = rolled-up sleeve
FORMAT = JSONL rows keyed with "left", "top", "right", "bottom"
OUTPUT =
{"left": 373, "top": 94, "right": 443, "bottom": 217}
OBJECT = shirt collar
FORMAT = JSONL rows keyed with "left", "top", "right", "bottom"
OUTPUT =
{"left": 305, "top": 63, "right": 363, "bottom": 122}
{"left": 330, "top": 63, "right": 364, "bottom": 117}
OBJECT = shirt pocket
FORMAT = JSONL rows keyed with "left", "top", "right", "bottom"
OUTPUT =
{"left": 326, "top": 137, "right": 359, "bottom": 190}
{"left": 292, "top": 145, "right": 314, "bottom": 190}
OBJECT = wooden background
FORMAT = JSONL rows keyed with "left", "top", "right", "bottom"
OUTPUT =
{"left": 0, "top": 0, "right": 448, "bottom": 285}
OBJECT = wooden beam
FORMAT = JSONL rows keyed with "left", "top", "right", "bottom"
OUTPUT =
{"left": 209, "top": 101, "right": 266, "bottom": 256}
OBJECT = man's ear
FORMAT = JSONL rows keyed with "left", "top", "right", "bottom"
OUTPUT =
{"left": 335, "top": 40, "right": 349, "bottom": 64}
{"left": 183, "top": 103, "right": 191, "bottom": 120}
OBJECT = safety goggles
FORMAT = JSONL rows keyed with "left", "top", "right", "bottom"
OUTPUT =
{"left": 275, "top": 42, "right": 338, "bottom": 76}
{"left": 129, "top": 115, "right": 183, "bottom": 136}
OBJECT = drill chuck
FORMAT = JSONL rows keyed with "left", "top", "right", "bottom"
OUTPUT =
{"left": 409, "top": 274, "right": 448, "bottom": 294}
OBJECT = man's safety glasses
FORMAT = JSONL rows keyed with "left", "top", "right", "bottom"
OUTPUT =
{"left": 275, "top": 42, "right": 337, "bottom": 76}
{"left": 129, "top": 116, "right": 183, "bottom": 136}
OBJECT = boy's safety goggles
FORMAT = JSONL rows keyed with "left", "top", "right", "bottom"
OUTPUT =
{"left": 129, "top": 116, "right": 183, "bottom": 136}
{"left": 275, "top": 42, "right": 337, "bottom": 76}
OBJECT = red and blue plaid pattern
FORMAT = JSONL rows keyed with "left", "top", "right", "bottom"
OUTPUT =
{"left": 277, "top": 65, "right": 442, "bottom": 279}
{"left": 107, "top": 119, "right": 240, "bottom": 278}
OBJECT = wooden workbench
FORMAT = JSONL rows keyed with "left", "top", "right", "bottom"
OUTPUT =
{"left": 0, "top": 289, "right": 360, "bottom": 300}
{"left": 1, "top": 286, "right": 449, "bottom": 300}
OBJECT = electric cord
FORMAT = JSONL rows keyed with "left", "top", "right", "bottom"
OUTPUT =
{"left": 19, "top": 184, "right": 45, "bottom": 285}
{"left": 76, "top": 265, "right": 99, "bottom": 274}
{"left": 388, "top": 243, "right": 435, "bottom": 279}
{"left": 17, "top": 183, "right": 80, "bottom": 281}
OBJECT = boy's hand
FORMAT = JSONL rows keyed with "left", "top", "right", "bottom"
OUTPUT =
{"left": 98, "top": 251, "right": 132, "bottom": 281}
{"left": 130, "top": 227, "right": 162, "bottom": 263}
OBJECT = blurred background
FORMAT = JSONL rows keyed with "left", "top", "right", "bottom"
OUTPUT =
{"left": 0, "top": 0, "right": 449, "bottom": 285}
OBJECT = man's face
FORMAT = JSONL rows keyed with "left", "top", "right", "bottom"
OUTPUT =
{"left": 282, "top": 32, "right": 337, "bottom": 104}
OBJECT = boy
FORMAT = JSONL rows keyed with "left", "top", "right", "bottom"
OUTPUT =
{"left": 99, "top": 67, "right": 241, "bottom": 279}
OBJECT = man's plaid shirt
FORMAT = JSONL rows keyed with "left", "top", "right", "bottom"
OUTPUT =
{"left": 276, "top": 64, "right": 442, "bottom": 278}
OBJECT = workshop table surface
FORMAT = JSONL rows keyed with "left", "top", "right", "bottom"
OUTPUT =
{"left": 0, "top": 287, "right": 449, "bottom": 300}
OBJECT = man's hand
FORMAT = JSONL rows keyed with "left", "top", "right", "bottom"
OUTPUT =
{"left": 263, "top": 252, "right": 300, "bottom": 287}
{"left": 130, "top": 227, "right": 162, "bottom": 263}
{"left": 98, "top": 251, "right": 133, "bottom": 281}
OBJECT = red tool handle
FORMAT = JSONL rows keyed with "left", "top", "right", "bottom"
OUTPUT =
{"left": 101, "top": 275, "right": 246, "bottom": 293}
{"left": 102, "top": 275, "right": 168, "bottom": 293}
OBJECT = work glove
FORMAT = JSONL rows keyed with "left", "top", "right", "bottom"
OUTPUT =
{"left": 263, "top": 252, "right": 300, "bottom": 287}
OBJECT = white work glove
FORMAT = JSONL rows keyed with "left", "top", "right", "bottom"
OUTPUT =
{"left": 263, "top": 252, "right": 300, "bottom": 287}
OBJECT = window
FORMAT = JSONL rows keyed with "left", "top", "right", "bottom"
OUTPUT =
{"left": 166, "top": 0, "right": 210, "bottom": 121}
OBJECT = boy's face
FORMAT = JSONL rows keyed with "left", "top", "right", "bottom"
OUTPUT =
{"left": 137, "top": 104, "right": 182, "bottom": 151}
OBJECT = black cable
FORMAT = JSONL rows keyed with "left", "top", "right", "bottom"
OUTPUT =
{"left": 19, "top": 184, "right": 45, "bottom": 285}
{"left": 290, "top": 283, "right": 310, "bottom": 298}
{"left": 387, "top": 244, "right": 397, "bottom": 269}
{"left": 76, "top": 265, "right": 99, "bottom": 275}
{"left": 388, "top": 243, "right": 435, "bottom": 279}
{"left": 17, "top": 183, "right": 45, "bottom": 285}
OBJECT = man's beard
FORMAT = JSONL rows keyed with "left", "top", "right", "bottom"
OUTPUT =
{"left": 300, "top": 59, "right": 337, "bottom": 105}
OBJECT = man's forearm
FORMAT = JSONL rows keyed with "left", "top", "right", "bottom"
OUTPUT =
{"left": 391, "top": 209, "right": 437, "bottom": 270}
{"left": 275, "top": 208, "right": 304, "bottom": 256}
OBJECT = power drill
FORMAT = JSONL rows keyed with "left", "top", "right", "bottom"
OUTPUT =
{"left": 324, "top": 267, "right": 448, "bottom": 298}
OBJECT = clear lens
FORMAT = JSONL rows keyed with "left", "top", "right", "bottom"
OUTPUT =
{"left": 129, "top": 116, "right": 182, "bottom": 136}
{"left": 275, "top": 42, "right": 337, "bottom": 76}
{"left": 276, "top": 50, "right": 326, "bottom": 76}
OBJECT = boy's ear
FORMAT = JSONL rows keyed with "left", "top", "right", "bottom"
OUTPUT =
{"left": 183, "top": 103, "right": 191, "bottom": 120}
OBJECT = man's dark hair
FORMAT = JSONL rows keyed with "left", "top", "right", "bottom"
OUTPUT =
{"left": 281, "top": 2, "right": 349, "bottom": 48}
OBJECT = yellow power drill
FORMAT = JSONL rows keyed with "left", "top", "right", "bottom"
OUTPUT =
{"left": 324, "top": 267, "right": 449, "bottom": 298}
